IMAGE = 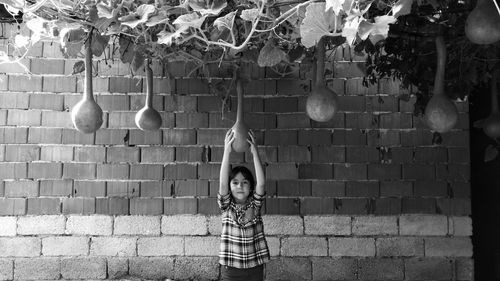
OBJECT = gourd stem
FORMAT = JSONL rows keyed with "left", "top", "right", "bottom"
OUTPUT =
{"left": 315, "top": 37, "right": 325, "bottom": 87}
{"left": 146, "top": 59, "right": 153, "bottom": 108}
{"left": 492, "top": 69, "right": 499, "bottom": 114}
{"left": 433, "top": 36, "right": 446, "bottom": 97}
{"left": 236, "top": 79, "right": 243, "bottom": 122}
{"left": 84, "top": 35, "right": 93, "bottom": 100}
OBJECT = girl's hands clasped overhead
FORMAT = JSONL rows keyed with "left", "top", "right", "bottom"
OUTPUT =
{"left": 247, "top": 130, "right": 258, "bottom": 155}
{"left": 224, "top": 129, "right": 235, "bottom": 153}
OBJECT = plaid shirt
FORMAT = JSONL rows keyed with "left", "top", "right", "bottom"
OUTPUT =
{"left": 217, "top": 192, "right": 270, "bottom": 269}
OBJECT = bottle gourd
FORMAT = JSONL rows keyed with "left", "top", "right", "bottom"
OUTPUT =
{"left": 71, "top": 35, "right": 103, "bottom": 134}
{"left": 135, "top": 59, "right": 162, "bottom": 131}
{"left": 465, "top": 0, "right": 500, "bottom": 45}
{"left": 424, "top": 36, "right": 458, "bottom": 133}
{"left": 306, "top": 37, "right": 339, "bottom": 122}
{"left": 231, "top": 79, "right": 249, "bottom": 152}
{"left": 483, "top": 70, "right": 500, "bottom": 139}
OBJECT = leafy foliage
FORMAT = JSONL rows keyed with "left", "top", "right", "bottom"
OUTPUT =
{"left": 0, "top": 0, "right": 406, "bottom": 73}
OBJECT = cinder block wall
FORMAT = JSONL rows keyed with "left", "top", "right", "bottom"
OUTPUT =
{"left": 0, "top": 23, "right": 473, "bottom": 280}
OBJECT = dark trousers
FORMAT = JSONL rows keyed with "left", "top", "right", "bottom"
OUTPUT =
{"left": 221, "top": 264, "right": 264, "bottom": 281}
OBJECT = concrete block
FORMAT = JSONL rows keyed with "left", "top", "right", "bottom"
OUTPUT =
{"left": 0, "top": 198, "right": 26, "bottom": 215}
{"left": 399, "top": 215, "right": 448, "bottom": 236}
{"left": 405, "top": 258, "right": 453, "bottom": 280}
{"left": 174, "top": 257, "right": 219, "bottom": 280}
{"left": 61, "top": 257, "right": 107, "bottom": 279}
{"left": 281, "top": 237, "right": 327, "bottom": 256}
{"left": 0, "top": 259, "right": 13, "bottom": 281}
{"left": 456, "top": 258, "right": 474, "bottom": 281}
{"left": 425, "top": 237, "right": 473, "bottom": 257}
{"left": 207, "top": 215, "right": 221, "bottom": 235}
{"left": 376, "top": 237, "right": 424, "bottom": 257}
{"left": 449, "top": 216, "right": 472, "bottom": 236}
{"left": 161, "top": 215, "right": 207, "bottom": 235}
{"left": 107, "top": 258, "right": 128, "bottom": 279}
{"left": 42, "top": 236, "right": 89, "bottom": 256}
{"left": 0, "top": 217, "right": 16, "bottom": 236}
{"left": 27, "top": 198, "right": 61, "bottom": 215}
{"left": 263, "top": 215, "right": 303, "bottom": 235}
{"left": 7, "top": 109, "right": 41, "bottom": 126}
{"left": 265, "top": 257, "right": 311, "bottom": 281}
{"left": 304, "top": 216, "right": 351, "bottom": 235}
{"left": 17, "top": 215, "right": 65, "bottom": 235}
{"left": 128, "top": 257, "right": 175, "bottom": 280}
{"left": 90, "top": 237, "right": 137, "bottom": 256}
{"left": 14, "top": 258, "right": 60, "bottom": 279}
{"left": 0, "top": 237, "right": 40, "bottom": 257}
{"left": 62, "top": 197, "right": 96, "bottom": 214}
{"left": 66, "top": 215, "right": 112, "bottom": 236}
{"left": 114, "top": 216, "right": 160, "bottom": 236}
{"left": 312, "top": 257, "right": 357, "bottom": 280}
{"left": 74, "top": 146, "right": 106, "bottom": 162}
{"left": 267, "top": 236, "right": 280, "bottom": 257}
{"left": 329, "top": 238, "right": 375, "bottom": 257}
{"left": 352, "top": 216, "right": 398, "bottom": 235}
{"left": 358, "top": 258, "right": 404, "bottom": 280}
{"left": 137, "top": 237, "right": 184, "bottom": 256}
{"left": 184, "top": 236, "right": 219, "bottom": 256}
{"left": 130, "top": 164, "right": 164, "bottom": 180}
{"left": 40, "top": 145, "right": 73, "bottom": 162}
{"left": 4, "top": 144, "right": 39, "bottom": 162}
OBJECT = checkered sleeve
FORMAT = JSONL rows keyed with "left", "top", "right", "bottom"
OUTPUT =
{"left": 252, "top": 192, "right": 266, "bottom": 210}
{"left": 217, "top": 193, "right": 231, "bottom": 211}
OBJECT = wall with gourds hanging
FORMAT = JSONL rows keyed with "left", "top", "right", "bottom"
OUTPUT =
{"left": 0, "top": 22, "right": 472, "bottom": 281}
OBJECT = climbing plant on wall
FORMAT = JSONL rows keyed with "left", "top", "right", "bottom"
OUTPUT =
{"left": 0, "top": 0, "right": 499, "bottom": 145}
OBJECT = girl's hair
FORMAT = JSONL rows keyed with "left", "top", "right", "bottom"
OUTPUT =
{"left": 229, "top": 166, "right": 255, "bottom": 192}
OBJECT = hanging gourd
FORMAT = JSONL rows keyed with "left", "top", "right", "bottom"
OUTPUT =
{"left": 424, "top": 36, "right": 458, "bottom": 133}
{"left": 135, "top": 59, "right": 162, "bottom": 131}
{"left": 306, "top": 37, "right": 339, "bottom": 122}
{"left": 465, "top": 0, "right": 500, "bottom": 45}
{"left": 231, "top": 78, "right": 249, "bottom": 153}
{"left": 483, "top": 70, "right": 500, "bottom": 138}
{"left": 71, "top": 33, "right": 103, "bottom": 134}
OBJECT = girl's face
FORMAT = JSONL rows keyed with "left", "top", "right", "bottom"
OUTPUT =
{"left": 230, "top": 172, "right": 251, "bottom": 204}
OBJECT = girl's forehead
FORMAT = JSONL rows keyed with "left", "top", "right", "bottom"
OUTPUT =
{"left": 232, "top": 172, "right": 247, "bottom": 181}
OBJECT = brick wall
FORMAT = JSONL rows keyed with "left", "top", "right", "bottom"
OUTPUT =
{"left": 0, "top": 23, "right": 472, "bottom": 280}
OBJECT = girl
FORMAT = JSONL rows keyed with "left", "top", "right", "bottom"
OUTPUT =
{"left": 217, "top": 129, "right": 270, "bottom": 281}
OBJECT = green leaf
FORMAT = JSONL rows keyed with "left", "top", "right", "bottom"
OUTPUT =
{"left": 214, "top": 11, "right": 236, "bottom": 31}
{"left": 71, "top": 60, "right": 85, "bottom": 75}
{"left": 342, "top": 16, "right": 362, "bottom": 45}
{"left": 485, "top": 145, "right": 498, "bottom": 162}
{"left": 0, "top": 0, "right": 24, "bottom": 10}
{"left": 368, "top": 15, "right": 396, "bottom": 44}
{"left": 131, "top": 49, "right": 145, "bottom": 73}
{"left": 173, "top": 12, "right": 207, "bottom": 29}
{"left": 300, "top": 2, "right": 342, "bottom": 48}
{"left": 60, "top": 27, "right": 86, "bottom": 58}
{"left": 146, "top": 9, "right": 170, "bottom": 27}
{"left": 187, "top": 0, "right": 227, "bottom": 16}
{"left": 392, "top": 0, "right": 414, "bottom": 17}
{"left": 257, "top": 39, "right": 289, "bottom": 67}
{"left": 91, "top": 32, "right": 110, "bottom": 57}
{"left": 119, "top": 36, "right": 135, "bottom": 64}
{"left": 325, "top": 0, "right": 345, "bottom": 15}
{"left": 240, "top": 8, "right": 259, "bottom": 22}
{"left": 96, "top": 1, "right": 115, "bottom": 19}
{"left": 119, "top": 4, "right": 156, "bottom": 29}
{"left": 157, "top": 28, "right": 188, "bottom": 46}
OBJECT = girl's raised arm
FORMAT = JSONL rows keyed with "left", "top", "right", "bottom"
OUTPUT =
{"left": 219, "top": 129, "right": 234, "bottom": 196}
{"left": 248, "top": 130, "right": 265, "bottom": 196}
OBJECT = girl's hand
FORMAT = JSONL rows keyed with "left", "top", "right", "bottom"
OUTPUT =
{"left": 247, "top": 130, "right": 258, "bottom": 154}
{"left": 224, "top": 129, "right": 235, "bottom": 153}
